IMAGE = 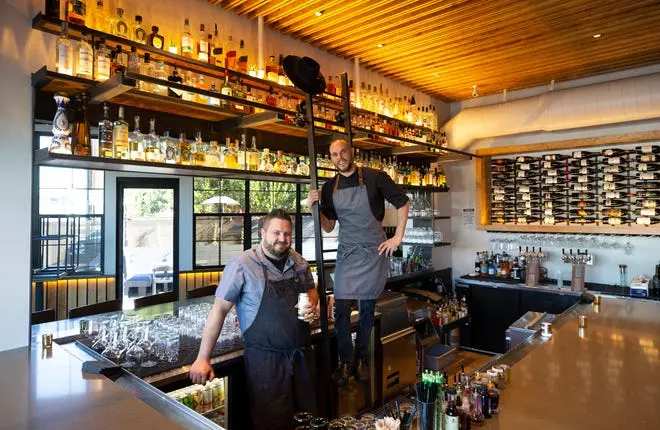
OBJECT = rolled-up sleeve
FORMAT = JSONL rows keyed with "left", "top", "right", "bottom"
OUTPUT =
{"left": 377, "top": 170, "right": 409, "bottom": 209}
{"left": 215, "top": 258, "right": 244, "bottom": 303}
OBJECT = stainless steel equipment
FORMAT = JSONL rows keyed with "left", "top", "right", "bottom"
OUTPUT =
{"left": 505, "top": 311, "right": 555, "bottom": 351}
{"left": 521, "top": 247, "right": 544, "bottom": 287}
{"left": 375, "top": 291, "right": 416, "bottom": 400}
{"left": 561, "top": 249, "right": 589, "bottom": 292}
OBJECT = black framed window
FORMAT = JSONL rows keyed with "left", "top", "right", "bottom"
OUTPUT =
{"left": 34, "top": 135, "right": 104, "bottom": 273}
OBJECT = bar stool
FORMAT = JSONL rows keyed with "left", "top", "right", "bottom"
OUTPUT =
{"left": 68, "top": 299, "right": 122, "bottom": 319}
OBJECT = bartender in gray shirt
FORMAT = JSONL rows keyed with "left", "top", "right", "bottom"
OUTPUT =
{"left": 190, "top": 209, "right": 318, "bottom": 430}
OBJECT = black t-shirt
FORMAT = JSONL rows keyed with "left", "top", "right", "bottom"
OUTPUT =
{"left": 320, "top": 166, "right": 409, "bottom": 221}
{"left": 265, "top": 254, "right": 287, "bottom": 272}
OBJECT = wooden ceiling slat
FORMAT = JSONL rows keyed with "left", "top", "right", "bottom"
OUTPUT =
{"left": 210, "top": 0, "right": 660, "bottom": 100}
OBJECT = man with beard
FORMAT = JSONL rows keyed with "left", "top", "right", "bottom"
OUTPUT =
{"left": 190, "top": 209, "right": 318, "bottom": 429}
{"left": 307, "top": 139, "right": 409, "bottom": 386}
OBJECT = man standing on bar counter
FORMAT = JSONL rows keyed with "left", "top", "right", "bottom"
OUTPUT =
{"left": 190, "top": 209, "right": 318, "bottom": 429}
{"left": 307, "top": 139, "right": 410, "bottom": 386}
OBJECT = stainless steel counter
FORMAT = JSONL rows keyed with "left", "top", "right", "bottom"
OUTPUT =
{"left": 481, "top": 296, "right": 660, "bottom": 429}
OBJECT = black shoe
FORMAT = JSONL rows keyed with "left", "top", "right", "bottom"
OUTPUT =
{"left": 356, "top": 358, "right": 370, "bottom": 381}
{"left": 332, "top": 362, "right": 355, "bottom": 387}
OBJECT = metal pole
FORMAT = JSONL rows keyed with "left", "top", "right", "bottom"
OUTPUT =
{"left": 305, "top": 93, "right": 334, "bottom": 417}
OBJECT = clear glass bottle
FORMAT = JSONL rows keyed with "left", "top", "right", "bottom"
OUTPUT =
{"left": 162, "top": 130, "right": 178, "bottom": 164}
{"left": 55, "top": 22, "right": 73, "bottom": 76}
{"left": 179, "top": 133, "right": 191, "bottom": 165}
{"left": 75, "top": 30, "right": 93, "bottom": 79}
{"left": 297, "top": 156, "right": 310, "bottom": 176}
{"left": 247, "top": 136, "right": 260, "bottom": 172}
{"left": 111, "top": 8, "right": 129, "bottom": 39}
{"left": 98, "top": 103, "right": 114, "bottom": 158}
{"left": 133, "top": 15, "right": 147, "bottom": 44}
{"left": 181, "top": 18, "right": 194, "bottom": 58}
{"left": 112, "top": 106, "right": 129, "bottom": 160}
{"left": 208, "top": 81, "right": 220, "bottom": 107}
{"left": 197, "top": 24, "right": 208, "bottom": 62}
{"left": 128, "top": 115, "right": 145, "bottom": 161}
{"left": 90, "top": 1, "right": 109, "bottom": 33}
{"left": 274, "top": 150, "right": 288, "bottom": 174}
{"left": 206, "top": 141, "right": 220, "bottom": 167}
{"left": 260, "top": 148, "right": 274, "bottom": 173}
{"left": 94, "top": 38, "right": 110, "bottom": 81}
{"left": 470, "top": 389, "right": 485, "bottom": 426}
{"left": 127, "top": 46, "right": 140, "bottom": 74}
{"left": 220, "top": 72, "right": 232, "bottom": 108}
{"left": 153, "top": 61, "right": 168, "bottom": 96}
{"left": 139, "top": 53, "right": 155, "bottom": 92}
{"left": 144, "top": 118, "right": 162, "bottom": 162}
{"left": 195, "top": 75, "right": 209, "bottom": 104}
{"left": 237, "top": 135, "right": 246, "bottom": 170}
{"left": 193, "top": 131, "right": 207, "bottom": 166}
{"left": 224, "top": 138, "right": 239, "bottom": 169}
{"left": 211, "top": 23, "right": 223, "bottom": 66}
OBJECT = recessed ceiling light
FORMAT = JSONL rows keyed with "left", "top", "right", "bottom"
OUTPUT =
{"left": 434, "top": 73, "right": 439, "bottom": 77}
{"left": 593, "top": 34, "right": 602, "bottom": 38}
{"left": 315, "top": 10, "right": 324, "bottom": 17}
{"left": 377, "top": 43, "right": 385, "bottom": 48}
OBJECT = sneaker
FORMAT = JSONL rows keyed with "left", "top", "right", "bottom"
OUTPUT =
{"left": 332, "top": 362, "right": 355, "bottom": 387}
{"left": 356, "top": 358, "right": 370, "bottom": 381}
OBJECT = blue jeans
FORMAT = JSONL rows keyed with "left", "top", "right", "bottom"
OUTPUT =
{"left": 335, "top": 299, "right": 376, "bottom": 364}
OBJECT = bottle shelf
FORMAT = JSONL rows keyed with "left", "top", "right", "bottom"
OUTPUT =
{"left": 216, "top": 111, "right": 330, "bottom": 138}
{"left": 401, "top": 242, "right": 451, "bottom": 247}
{"left": 33, "top": 148, "right": 310, "bottom": 184}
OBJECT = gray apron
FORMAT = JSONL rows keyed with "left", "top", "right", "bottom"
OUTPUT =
{"left": 332, "top": 167, "right": 389, "bottom": 300}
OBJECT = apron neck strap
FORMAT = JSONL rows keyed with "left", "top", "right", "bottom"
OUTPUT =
{"left": 332, "top": 166, "right": 364, "bottom": 195}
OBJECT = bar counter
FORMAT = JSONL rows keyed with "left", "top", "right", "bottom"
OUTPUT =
{"left": 480, "top": 295, "right": 660, "bottom": 429}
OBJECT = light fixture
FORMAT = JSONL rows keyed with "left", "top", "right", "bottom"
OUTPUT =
{"left": 315, "top": 10, "right": 324, "bottom": 17}
{"left": 377, "top": 43, "right": 385, "bottom": 48}
{"left": 434, "top": 72, "right": 439, "bottom": 77}
{"left": 593, "top": 33, "right": 602, "bottom": 38}
{"left": 472, "top": 85, "right": 479, "bottom": 98}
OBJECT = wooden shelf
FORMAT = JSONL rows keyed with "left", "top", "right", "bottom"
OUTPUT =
{"left": 31, "top": 67, "right": 96, "bottom": 95}
{"left": 480, "top": 223, "right": 660, "bottom": 236}
{"left": 218, "top": 111, "right": 330, "bottom": 138}
{"left": 401, "top": 242, "right": 451, "bottom": 247}
{"left": 33, "top": 149, "right": 310, "bottom": 184}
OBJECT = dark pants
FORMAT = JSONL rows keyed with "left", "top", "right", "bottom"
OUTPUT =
{"left": 335, "top": 299, "right": 376, "bottom": 364}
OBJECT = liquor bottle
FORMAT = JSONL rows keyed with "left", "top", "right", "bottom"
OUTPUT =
{"left": 127, "top": 46, "right": 140, "bottom": 74}
{"left": 571, "top": 167, "right": 596, "bottom": 175}
{"left": 444, "top": 388, "right": 460, "bottom": 430}
{"left": 277, "top": 54, "right": 287, "bottom": 86}
{"left": 115, "top": 44, "right": 128, "bottom": 70}
{"left": 161, "top": 130, "right": 177, "bottom": 164}
{"left": 66, "top": 0, "right": 86, "bottom": 26}
{"left": 72, "top": 95, "right": 91, "bottom": 156}
{"left": 197, "top": 24, "right": 209, "bottom": 62}
{"left": 637, "top": 154, "right": 659, "bottom": 163}
{"left": 572, "top": 158, "right": 596, "bottom": 167}
{"left": 220, "top": 72, "right": 233, "bottom": 108}
{"left": 94, "top": 39, "right": 110, "bottom": 81}
{"left": 211, "top": 24, "right": 223, "bottom": 66}
{"left": 168, "top": 39, "right": 178, "bottom": 55}
{"left": 260, "top": 148, "right": 274, "bottom": 172}
{"left": 232, "top": 78, "right": 247, "bottom": 112}
{"left": 133, "top": 15, "right": 147, "bottom": 44}
{"left": 224, "top": 138, "right": 238, "bottom": 169}
{"left": 55, "top": 22, "right": 73, "bottom": 76}
{"left": 225, "top": 35, "right": 237, "bottom": 70}
{"left": 543, "top": 154, "right": 569, "bottom": 161}
{"left": 178, "top": 133, "right": 191, "bottom": 165}
{"left": 639, "top": 199, "right": 658, "bottom": 209}
{"left": 112, "top": 106, "right": 129, "bottom": 160}
{"left": 639, "top": 207, "right": 657, "bottom": 217}
{"left": 572, "top": 150, "right": 599, "bottom": 159}
{"left": 142, "top": 27, "right": 161, "bottom": 50}
{"left": 144, "top": 118, "right": 162, "bottom": 162}
{"left": 138, "top": 53, "right": 155, "bottom": 92}
{"left": 636, "top": 216, "right": 654, "bottom": 226}
{"left": 193, "top": 131, "right": 206, "bottom": 166}
{"left": 635, "top": 191, "right": 660, "bottom": 199}
{"left": 297, "top": 156, "right": 310, "bottom": 176}
{"left": 573, "top": 183, "right": 594, "bottom": 192}
{"left": 75, "top": 30, "right": 93, "bottom": 79}
{"left": 603, "top": 173, "right": 627, "bottom": 182}
{"left": 238, "top": 134, "right": 247, "bottom": 170}
{"left": 486, "top": 381, "right": 500, "bottom": 415}
{"left": 637, "top": 163, "right": 660, "bottom": 172}
{"left": 247, "top": 136, "right": 259, "bottom": 171}
{"left": 98, "top": 103, "right": 114, "bottom": 158}
{"left": 167, "top": 67, "right": 183, "bottom": 98}
{"left": 111, "top": 8, "right": 129, "bottom": 39}
{"left": 128, "top": 115, "right": 144, "bottom": 161}
{"left": 266, "top": 55, "right": 278, "bottom": 82}
{"left": 208, "top": 81, "right": 220, "bottom": 106}
{"left": 90, "top": 1, "right": 109, "bottom": 33}
{"left": 181, "top": 18, "right": 194, "bottom": 58}
{"left": 206, "top": 141, "right": 220, "bottom": 167}
{"left": 274, "top": 150, "right": 288, "bottom": 174}
{"left": 571, "top": 208, "right": 595, "bottom": 217}
{"left": 602, "top": 208, "right": 628, "bottom": 218}
{"left": 515, "top": 156, "right": 537, "bottom": 164}
{"left": 637, "top": 181, "right": 660, "bottom": 190}
{"left": 237, "top": 39, "right": 248, "bottom": 73}
{"left": 152, "top": 61, "right": 168, "bottom": 96}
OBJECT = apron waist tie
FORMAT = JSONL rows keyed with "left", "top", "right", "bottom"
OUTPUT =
{"left": 244, "top": 343, "right": 307, "bottom": 375}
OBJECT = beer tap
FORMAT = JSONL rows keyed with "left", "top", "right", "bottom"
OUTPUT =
{"left": 562, "top": 248, "right": 589, "bottom": 292}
